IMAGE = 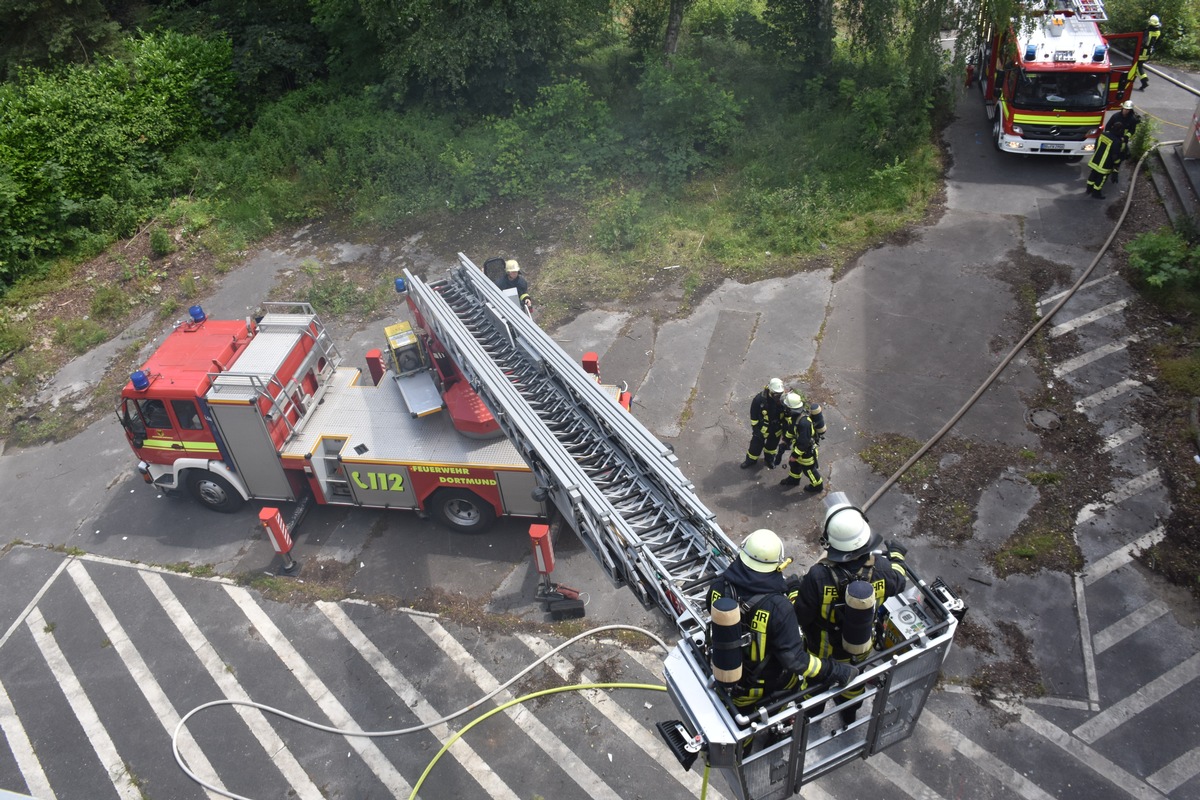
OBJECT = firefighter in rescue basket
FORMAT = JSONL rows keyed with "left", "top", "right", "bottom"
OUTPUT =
{"left": 779, "top": 391, "right": 826, "bottom": 492}
{"left": 792, "top": 493, "right": 908, "bottom": 726}
{"left": 707, "top": 529, "right": 857, "bottom": 709}
{"left": 740, "top": 378, "right": 788, "bottom": 469}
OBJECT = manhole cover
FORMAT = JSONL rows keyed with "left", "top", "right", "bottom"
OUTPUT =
{"left": 1026, "top": 408, "right": 1062, "bottom": 430}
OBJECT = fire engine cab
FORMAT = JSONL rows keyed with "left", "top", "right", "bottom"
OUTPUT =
{"left": 972, "top": 0, "right": 1142, "bottom": 155}
{"left": 117, "top": 276, "right": 629, "bottom": 532}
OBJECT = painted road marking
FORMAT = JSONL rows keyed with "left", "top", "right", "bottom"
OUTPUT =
{"left": 1074, "top": 651, "right": 1200, "bottom": 744}
{"left": 1147, "top": 743, "right": 1200, "bottom": 794}
{"left": 0, "top": 679, "right": 54, "bottom": 799}
{"left": 1092, "top": 600, "right": 1169, "bottom": 654}
{"left": 1075, "top": 378, "right": 1143, "bottom": 412}
{"left": 1053, "top": 334, "right": 1140, "bottom": 377}
{"left": 1049, "top": 298, "right": 1130, "bottom": 338}
{"left": 142, "top": 572, "right": 326, "bottom": 800}
{"left": 516, "top": 632, "right": 727, "bottom": 800}
{"left": 920, "top": 711, "right": 1058, "bottom": 800}
{"left": 409, "top": 613, "right": 626, "bottom": 800}
{"left": 317, "top": 600, "right": 521, "bottom": 800}
{"left": 224, "top": 585, "right": 413, "bottom": 797}
{"left": 1039, "top": 274, "right": 1117, "bottom": 310}
{"left": 1076, "top": 469, "right": 1162, "bottom": 525}
{"left": 869, "top": 752, "right": 948, "bottom": 800}
{"left": 1102, "top": 422, "right": 1144, "bottom": 452}
{"left": 26, "top": 607, "right": 141, "bottom": 800}
{"left": 1084, "top": 527, "right": 1166, "bottom": 585}
{"left": 67, "top": 561, "right": 227, "bottom": 798}
{"left": 1016, "top": 702, "right": 1166, "bottom": 800}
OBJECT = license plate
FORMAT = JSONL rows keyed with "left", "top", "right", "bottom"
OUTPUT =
{"left": 1041, "top": 143, "right": 1065, "bottom": 151}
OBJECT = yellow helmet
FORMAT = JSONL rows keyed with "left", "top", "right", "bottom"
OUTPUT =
{"left": 505, "top": 259, "right": 520, "bottom": 273}
{"left": 739, "top": 529, "right": 785, "bottom": 573}
{"left": 767, "top": 378, "right": 784, "bottom": 394}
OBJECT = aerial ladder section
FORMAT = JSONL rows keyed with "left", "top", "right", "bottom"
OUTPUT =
{"left": 402, "top": 256, "right": 963, "bottom": 800}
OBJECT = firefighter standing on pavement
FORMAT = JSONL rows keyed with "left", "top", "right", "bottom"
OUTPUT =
{"left": 1132, "top": 14, "right": 1162, "bottom": 92}
{"left": 1110, "top": 101, "right": 1142, "bottom": 183}
{"left": 1085, "top": 109, "right": 1133, "bottom": 199}
{"left": 792, "top": 494, "right": 908, "bottom": 726}
{"left": 707, "top": 529, "right": 858, "bottom": 708}
{"left": 741, "top": 378, "right": 788, "bottom": 469}
{"left": 779, "top": 391, "right": 826, "bottom": 492}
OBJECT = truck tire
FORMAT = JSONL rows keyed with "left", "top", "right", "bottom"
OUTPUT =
{"left": 993, "top": 114, "right": 1003, "bottom": 151}
{"left": 429, "top": 488, "right": 496, "bottom": 533}
{"left": 187, "top": 471, "right": 246, "bottom": 513}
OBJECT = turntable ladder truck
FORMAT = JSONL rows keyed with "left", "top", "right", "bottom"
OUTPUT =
{"left": 403, "top": 255, "right": 964, "bottom": 800}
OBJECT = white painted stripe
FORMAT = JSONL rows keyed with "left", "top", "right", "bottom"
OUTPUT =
{"left": 869, "top": 752, "right": 948, "bottom": 800}
{"left": 1092, "top": 600, "right": 1169, "bottom": 654}
{"left": 77, "top": 552, "right": 235, "bottom": 584}
{"left": 1039, "top": 274, "right": 1116, "bottom": 309}
{"left": 409, "top": 613, "right": 625, "bottom": 800}
{"left": 0, "top": 678, "right": 55, "bottom": 799}
{"left": 224, "top": 585, "right": 412, "bottom": 796}
{"left": 1023, "top": 695, "right": 1092, "bottom": 711}
{"left": 1102, "top": 423, "right": 1143, "bottom": 452}
{"left": 920, "top": 711, "right": 1058, "bottom": 800}
{"left": 1054, "top": 334, "right": 1140, "bottom": 377}
{"left": 801, "top": 783, "right": 837, "bottom": 800}
{"left": 1147, "top": 743, "right": 1200, "bottom": 794}
{"left": 0, "top": 557, "right": 69, "bottom": 650}
{"left": 1049, "top": 299, "right": 1130, "bottom": 338}
{"left": 67, "top": 561, "right": 227, "bottom": 798}
{"left": 1074, "top": 576, "right": 1101, "bottom": 710}
{"left": 1075, "top": 378, "right": 1143, "bottom": 412}
{"left": 141, "top": 572, "right": 325, "bottom": 800}
{"left": 1017, "top": 702, "right": 1166, "bottom": 800}
{"left": 317, "top": 601, "right": 520, "bottom": 800}
{"left": 26, "top": 607, "right": 140, "bottom": 800}
{"left": 1076, "top": 469, "right": 1162, "bottom": 525}
{"left": 1074, "top": 651, "right": 1200, "bottom": 744}
{"left": 515, "top": 633, "right": 727, "bottom": 800}
{"left": 1084, "top": 527, "right": 1166, "bottom": 585}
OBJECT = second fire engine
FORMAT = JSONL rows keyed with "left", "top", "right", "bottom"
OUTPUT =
{"left": 972, "top": 0, "right": 1143, "bottom": 155}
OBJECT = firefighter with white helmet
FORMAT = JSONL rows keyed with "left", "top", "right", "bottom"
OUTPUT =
{"left": 779, "top": 390, "right": 826, "bottom": 492}
{"left": 1109, "top": 100, "right": 1141, "bottom": 183}
{"left": 791, "top": 493, "right": 909, "bottom": 726}
{"left": 707, "top": 528, "right": 857, "bottom": 708}
{"left": 1132, "top": 14, "right": 1162, "bottom": 92}
{"left": 740, "top": 378, "right": 789, "bottom": 469}
{"left": 494, "top": 258, "right": 533, "bottom": 313}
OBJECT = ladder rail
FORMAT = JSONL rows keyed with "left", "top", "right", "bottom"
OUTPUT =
{"left": 404, "top": 265, "right": 734, "bottom": 632}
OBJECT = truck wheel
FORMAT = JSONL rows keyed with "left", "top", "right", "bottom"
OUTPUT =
{"left": 429, "top": 488, "right": 496, "bottom": 533}
{"left": 993, "top": 114, "right": 1002, "bottom": 150}
{"left": 187, "top": 471, "right": 245, "bottom": 513}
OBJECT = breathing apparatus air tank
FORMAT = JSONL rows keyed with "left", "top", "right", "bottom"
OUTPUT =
{"left": 841, "top": 580, "right": 876, "bottom": 656}
{"left": 710, "top": 596, "right": 743, "bottom": 687}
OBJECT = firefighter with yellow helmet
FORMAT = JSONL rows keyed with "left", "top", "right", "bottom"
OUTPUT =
{"left": 792, "top": 493, "right": 909, "bottom": 726}
{"left": 707, "top": 528, "right": 857, "bottom": 708}
{"left": 1132, "top": 14, "right": 1162, "bottom": 92}
{"left": 779, "top": 390, "right": 826, "bottom": 492}
{"left": 740, "top": 378, "right": 788, "bottom": 469}
{"left": 494, "top": 259, "right": 533, "bottom": 313}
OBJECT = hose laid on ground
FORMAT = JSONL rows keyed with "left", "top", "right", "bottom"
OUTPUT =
{"left": 173, "top": 623, "right": 671, "bottom": 800}
{"left": 863, "top": 140, "right": 1184, "bottom": 513}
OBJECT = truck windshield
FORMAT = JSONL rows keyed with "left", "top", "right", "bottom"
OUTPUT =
{"left": 1013, "top": 71, "right": 1107, "bottom": 111}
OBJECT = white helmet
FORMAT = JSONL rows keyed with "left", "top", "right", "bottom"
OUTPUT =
{"left": 1149, "top": 14, "right": 1160, "bottom": 26}
{"left": 739, "top": 529, "right": 785, "bottom": 573}
{"left": 505, "top": 259, "right": 520, "bottom": 273}
{"left": 1122, "top": 100, "right": 1134, "bottom": 110}
{"left": 767, "top": 378, "right": 784, "bottom": 394}
{"left": 783, "top": 391, "right": 804, "bottom": 411}
{"left": 822, "top": 492, "right": 882, "bottom": 563}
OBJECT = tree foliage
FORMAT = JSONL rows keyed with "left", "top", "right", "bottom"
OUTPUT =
{"left": 0, "top": 31, "right": 236, "bottom": 283}
{"left": 0, "top": 0, "right": 122, "bottom": 80}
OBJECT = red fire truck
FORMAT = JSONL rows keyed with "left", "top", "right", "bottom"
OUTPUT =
{"left": 117, "top": 280, "right": 630, "bottom": 532}
{"left": 971, "top": 0, "right": 1142, "bottom": 155}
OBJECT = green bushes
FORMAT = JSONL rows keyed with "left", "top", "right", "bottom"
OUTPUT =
{"left": 1127, "top": 229, "right": 1200, "bottom": 288}
{"left": 0, "top": 31, "right": 236, "bottom": 287}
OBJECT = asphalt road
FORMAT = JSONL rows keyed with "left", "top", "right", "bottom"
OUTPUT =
{"left": 1, "top": 65, "right": 1199, "bottom": 800}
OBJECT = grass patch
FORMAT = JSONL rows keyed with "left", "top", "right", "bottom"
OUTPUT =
{"left": 53, "top": 318, "right": 110, "bottom": 354}
{"left": 1025, "top": 471, "right": 1062, "bottom": 486}
{"left": 993, "top": 523, "right": 1082, "bottom": 577}
{"left": 859, "top": 433, "right": 937, "bottom": 489}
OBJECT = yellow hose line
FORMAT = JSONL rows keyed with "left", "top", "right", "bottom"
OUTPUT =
{"left": 408, "top": 682, "right": 668, "bottom": 800}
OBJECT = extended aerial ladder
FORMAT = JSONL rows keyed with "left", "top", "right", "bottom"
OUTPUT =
{"left": 402, "top": 255, "right": 963, "bottom": 800}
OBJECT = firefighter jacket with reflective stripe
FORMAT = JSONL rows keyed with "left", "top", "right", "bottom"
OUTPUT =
{"left": 793, "top": 553, "right": 908, "bottom": 661}
{"left": 749, "top": 388, "right": 786, "bottom": 437}
{"left": 708, "top": 560, "right": 827, "bottom": 707}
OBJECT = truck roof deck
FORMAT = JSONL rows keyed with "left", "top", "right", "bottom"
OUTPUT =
{"left": 207, "top": 311, "right": 321, "bottom": 403}
{"left": 280, "top": 367, "right": 528, "bottom": 469}
{"left": 129, "top": 319, "right": 251, "bottom": 397}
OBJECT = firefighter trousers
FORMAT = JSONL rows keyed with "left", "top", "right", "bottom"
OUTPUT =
{"left": 1086, "top": 134, "right": 1118, "bottom": 195}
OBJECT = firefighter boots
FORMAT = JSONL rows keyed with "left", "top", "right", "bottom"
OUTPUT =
{"left": 740, "top": 457, "right": 757, "bottom": 469}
